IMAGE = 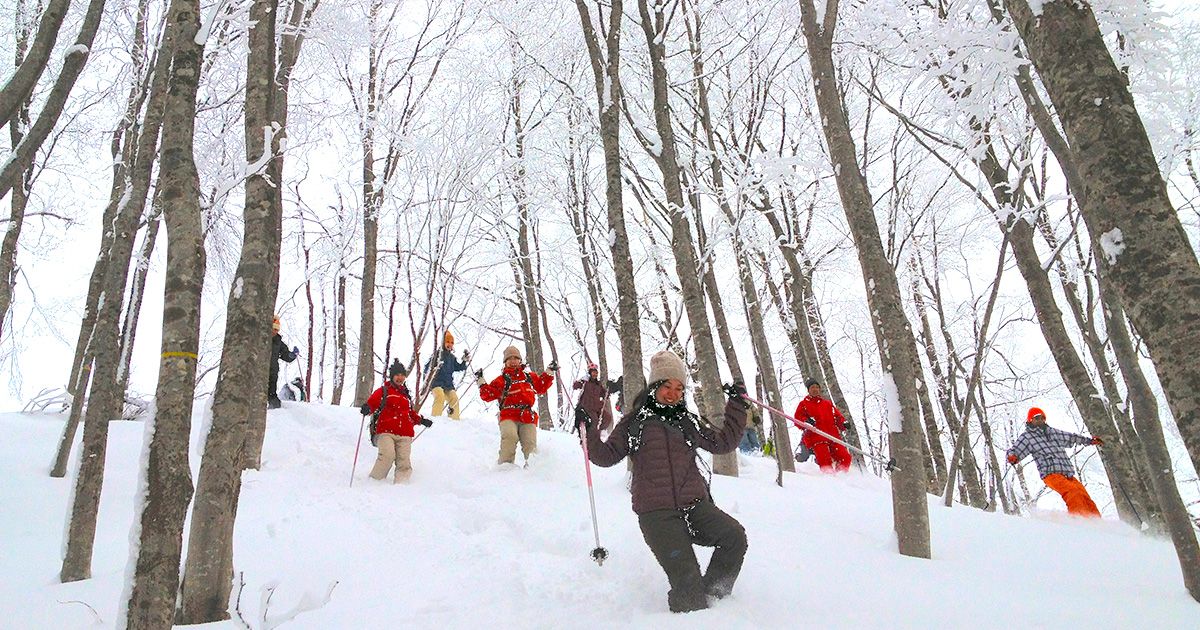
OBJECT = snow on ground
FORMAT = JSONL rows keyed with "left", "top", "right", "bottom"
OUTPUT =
{"left": 1, "top": 403, "right": 1198, "bottom": 629}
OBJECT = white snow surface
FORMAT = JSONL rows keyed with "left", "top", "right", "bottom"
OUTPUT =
{"left": 2, "top": 405, "right": 1198, "bottom": 629}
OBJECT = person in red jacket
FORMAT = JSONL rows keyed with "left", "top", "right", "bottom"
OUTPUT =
{"left": 476, "top": 345, "right": 555, "bottom": 466}
{"left": 794, "top": 378, "right": 851, "bottom": 473}
{"left": 360, "top": 359, "right": 432, "bottom": 483}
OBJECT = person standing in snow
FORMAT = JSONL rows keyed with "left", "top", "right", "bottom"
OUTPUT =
{"left": 425, "top": 331, "right": 469, "bottom": 420}
{"left": 476, "top": 345, "right": 555, "bottom": 465}
{"left": 793, "top": 379, "right": 851, "bottom": 472}
{"left": 1006, "top": 407, "right": 1103, "bottom": 518}
{"left": 573, "top": 363, "right": 614, "bottom": 433}
{"left": 578, "top": 350, "right": 748, "bottom": 613}
{"left": 360, "top": 359, "right": 432, "bottom": 483}
{"left": 268, "top": 316, "right": 299, "bottom": 410}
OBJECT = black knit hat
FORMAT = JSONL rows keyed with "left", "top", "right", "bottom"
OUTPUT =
{"left": 388, "top": 359, "right": 407, "bottom": 378}
{"left": 805, "top": 378, "right": 820, "bottom": 389}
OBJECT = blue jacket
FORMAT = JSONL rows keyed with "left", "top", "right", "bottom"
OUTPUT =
{"left": 425, "top": 348, "right": 467, "bottom": 390}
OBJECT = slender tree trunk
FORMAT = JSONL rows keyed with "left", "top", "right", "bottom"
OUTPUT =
{"left": 506, "top": 66, "right": 550, "bottom": 428}
{"left": 333, "top": 271, "right": 347, "bottom": 404}
{"left": 60, "top": 0, "right": 171, "bottom": 581}
{"left": 0, "top": 0, "right": 70, "bottom": 128}
{"left": 564, "top": 106, "right": 609, "bottom": 380}
{"left": 799, "top": 0, "right": 928, "bottom": 557}
{"left": 1102, "top": 283, "right": 1200, "bottom": 599}
{"left": 178, "top": 0, "right": 292, "bottom": 622}
{"left": 0, "top": 0, "right": 108, "bottom": 199}
{"left": 636, "top": 0, "right": 735, "bottom": 475}
{"left": 122, "top": 0, "right": 205, "bottom": 623}
{"left": 574, "top": 0, "right": 645, "bottom": 405}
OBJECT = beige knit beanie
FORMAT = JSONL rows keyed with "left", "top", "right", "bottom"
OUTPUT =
{"left": 647, "top": 350, "right": 687, "bottom": 385}
{"left": 503, "top": 345, "right": 522, "bottom": 362}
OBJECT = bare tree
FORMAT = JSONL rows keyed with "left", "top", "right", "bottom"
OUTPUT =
{"left": 635, "top": 0, "right": 736, "bottom": 475}
{"left": 122, "top": 0, "right": 208, "bottom": 624}
{"left": 798, "top": 0, "right": 928, "bottom": 558}
{"left": 60, "top": 0, "right": 176, "bottom": 582}
{"left": 179, "top": 0, "right": 321, "bottom": 622}
{"left": 0, "top": 0, "right": 108, "bottom": 199}
{"left": 574, "top": 0, "right": 646, "bottom": 403}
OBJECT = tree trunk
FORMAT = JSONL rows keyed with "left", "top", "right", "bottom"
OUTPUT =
{"left": 0, "top": 0, "right": 70, "bottom": 128}
{"left": 1102, "top": 282, "right": 1200, "bottom": 600}
{"left": 0, "top": 0, "right": 107, "bottom": 199}
{"left": 121, "top": 0, "right": 205, "bottom": 623}
{"left": 0, "top": 0, "right": 38, "bottom": 342}
{"left": 564, "top": 105, "right": 609, "bottom": 381}
{"left": 60, "top": 0, "right": 171, "bottom": 581}
{"left": 179, "top": 0, "right": 303, "bottom": 620}
{"left": 799, "top": 0, "right": 928, "bottom": 557}
{"left": 636, "top": 0, "right": 735, "bottom": 475}
{"left": 353, "top": 4, "right": 383, "bottom": 407}
{"left": 1004, "top": 0, "right": 1200, "bottom": 482}
{"left": 574, "top": 0, "right": 645, "bottom": 406}
{"left": 333, "top": 271, "right": 347, "bottom": 404}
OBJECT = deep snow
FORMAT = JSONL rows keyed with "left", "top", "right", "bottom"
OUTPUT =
{"left": 1, "top": 403, "right": 1197, "bottom": 629}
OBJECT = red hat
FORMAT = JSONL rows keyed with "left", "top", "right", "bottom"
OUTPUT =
{"left": 1027, "top": 407, "right": 1046, "bottom": 423}
{"left": 587, "top": 363, "right": 598, "bottom": 372}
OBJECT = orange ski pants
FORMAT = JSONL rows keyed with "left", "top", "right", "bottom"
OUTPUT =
{"left": 1043, "top": 473, "right": 1101, "bottom": 518}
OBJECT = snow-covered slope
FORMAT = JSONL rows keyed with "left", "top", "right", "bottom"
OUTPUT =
{"left": 1, "top": 404, "right": 1197, "bottom": 629}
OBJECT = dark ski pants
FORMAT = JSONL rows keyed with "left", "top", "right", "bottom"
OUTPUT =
{"left": 638, "top": 500, "right": 747, "bottom": 613}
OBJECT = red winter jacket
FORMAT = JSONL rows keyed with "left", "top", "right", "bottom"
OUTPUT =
{"left": 479, "top": 366, "right": 554, "bottom": 425}
{"left": 795, "top": 395, "right": 846, "bottom": 448}
{"left": 365, "top": 383, "right": 422, "bottom": 437}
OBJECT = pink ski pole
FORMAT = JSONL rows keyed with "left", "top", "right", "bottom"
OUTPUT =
{"left": 578, "top": 422, "right": 609, "bottom": 565}
{"left": 740, "top": 393, "right": 898, "bottom": 471}
{"left": 350, "top": 413, "right": 368, "bottom": 487}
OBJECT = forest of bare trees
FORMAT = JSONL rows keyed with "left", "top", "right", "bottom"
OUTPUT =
{"left": 4, "top": 0, "right": 1200, "bottom": 621}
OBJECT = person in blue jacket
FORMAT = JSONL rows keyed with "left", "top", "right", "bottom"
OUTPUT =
{"left": 425, "top": 331, "right": 469, "bottom": 419}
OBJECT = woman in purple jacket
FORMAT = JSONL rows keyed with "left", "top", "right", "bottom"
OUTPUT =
{"left": 578, "top": 350, "right": 748, "bottom": 613}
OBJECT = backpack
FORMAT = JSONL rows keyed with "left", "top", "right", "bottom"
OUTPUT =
{"left": 369, "top": 383, "right": 390, "bottom": 447}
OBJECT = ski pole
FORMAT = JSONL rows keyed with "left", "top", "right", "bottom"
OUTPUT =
{"left": 739, "top": 393, "right": 898, "bottom": 472}
{"left": 350, "top": 412, "right": 368, "bottom": 488}
{"left": 412, "top": 425, "right": 429, "bottom": 442}
{"left": 578, "top": 420, "right": 609, "bottom": 566}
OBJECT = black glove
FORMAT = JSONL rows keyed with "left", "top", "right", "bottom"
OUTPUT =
{"left": 292, "top": 345, "right": 300, "bottom": 356}
{"left": 420, "top": 417, "right": 433, "bottom": 428}
{"left": 722, "top": 381, "right": 748, "bottom": 407}
{"left": 547, "top": 360, "right": 559, "bottom": 372}
{"left": 462, "top": 350, "right": 470, "bottom": 362}
{"left": 360, "top": 403, "right": 372, "bottom": 416}
{"left": 574, "top": 406, "right": 592, "bottom": 432}
{"left": 474, "top": 368, "right": 485, "bottom": 384}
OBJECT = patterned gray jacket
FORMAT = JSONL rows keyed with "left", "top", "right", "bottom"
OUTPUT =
{"left": 1007, "top": 424, "right": 1093, "bottom": 479}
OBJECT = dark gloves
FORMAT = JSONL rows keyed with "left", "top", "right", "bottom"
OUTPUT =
{"left": 574, "top": 407, "right": 592, "bottom": 432}
{"left": 292, "top": 345, "right": 300, "bottom": 356}
{"left": 360, "top": 404, "right": 372, "bottom": 416}
{"left": 474, "top": 369, "right": 485, "bottom": 384}
{"left": 547, "top": 360, "right": 559, "bottom": 372}
{"left": 722, "top": 382, "right": 749, "bottom": 408}
{"left": 1091, "top": 436, "right": 1104, "bottom": 446}
{"left": 420, "top": 417, "right": 433, "bottom": 428}
{"left": 1007, "top": 453, "right": 1019, "bottom": 465}
{"left": 462, "top": 350, "right": 470, "bottom": 362}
